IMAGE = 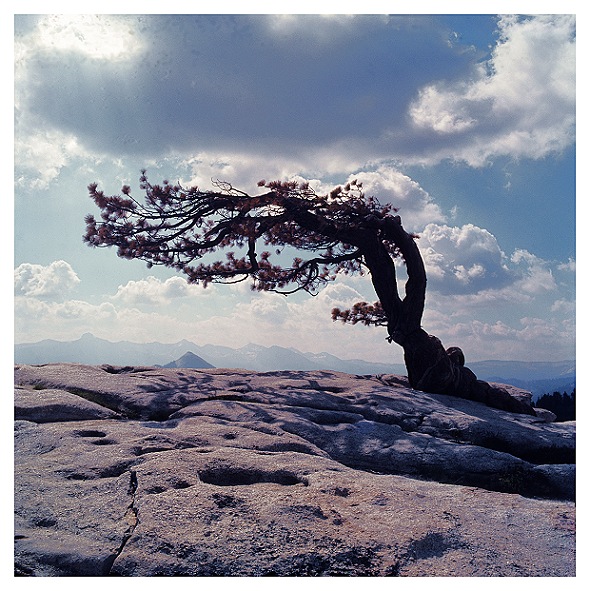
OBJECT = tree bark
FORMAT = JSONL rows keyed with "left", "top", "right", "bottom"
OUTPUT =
{"left": 361, "top": 218, "right": 534, "bottom": 415}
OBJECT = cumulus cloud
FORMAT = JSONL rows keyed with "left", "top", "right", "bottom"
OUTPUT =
{"left": 233, "top": 290, "right": 291, "bottom": 327}
{"left": 176, "top": 160, "right": 444, "bottom": 234}
{"left": 219, "top": 277, "right": 388, "bottom": 360}
{"left": 422, "top": 252, "right": 573, "bottom": 351}
{"left": 422, "top": 296, "right": 574, "bottom": 361}
{"left": 510, "top": 249, "right": 557, "bottom": 294}
{"left": 14, "top": 295, "right": 176, "bottom": 344}
{"left": 551, "top": 299, "right": 575, "bottom": 315}
{"left": 417, "top": 223, "right": 512, "bottom": 294}
{"left": 408, "top": 15, "right": 575, "bottom": 165}
{"left": 558, "top": 258, "right": 576, "bottom": 272}
{"left": 414, "top": 224, "right": 567, "bottom": 309}
{"left": 346, "top": 168, "right": 445, "bottom": 230}
{"left": 14, "top": 261, "right": 80, "bottom": 300}
{"left": 177, "top": 151, "right": 316, "bottom": 195}
{"left": 13, "top": 255, "right": 574, "bottom": 364}
{"left": 111, "top": 276, "right": 205, "bottom": 306}
{"left": 14, "top": 296, "right": 118, "bottom": 343}
{"left": 14, "top": 127, "right": 89, "bottom": 190}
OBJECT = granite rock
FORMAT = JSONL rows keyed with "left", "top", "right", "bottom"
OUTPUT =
{"left": 14, "top": 364, "right": 575, "bottom": 576}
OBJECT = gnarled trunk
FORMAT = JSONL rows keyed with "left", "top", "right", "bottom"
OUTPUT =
{"left": 400, "top": 330, "right": 534, "bottom": 415}
{"left": 361, "top": 218, "right": 534, "bottom": 416}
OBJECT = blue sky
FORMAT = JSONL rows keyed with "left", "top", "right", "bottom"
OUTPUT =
{"left": 12, "top": 5, "right": 577, "bottom": 364}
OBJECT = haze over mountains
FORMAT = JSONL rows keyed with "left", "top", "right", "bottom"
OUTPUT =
{"left": 14, "top": 333, "right": 575, "bottom": 399}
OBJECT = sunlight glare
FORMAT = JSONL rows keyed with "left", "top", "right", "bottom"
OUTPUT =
{"left": 37, "top": 14, "right": 142, "bottom": 60}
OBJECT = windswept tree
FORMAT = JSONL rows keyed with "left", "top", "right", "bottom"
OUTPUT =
{"left": 84, "top": 171, "right": 533, "bottom": 414}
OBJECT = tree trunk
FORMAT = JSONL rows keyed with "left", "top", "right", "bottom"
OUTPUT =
{"left": 362, "top": 218, "right": 534, "bottom": 415}
{"left": 400, "top": 330, "right": 534, "bottom": 415}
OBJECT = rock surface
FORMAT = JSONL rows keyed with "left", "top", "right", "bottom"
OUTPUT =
{"left": 14, "top": 364, "right": 575, "bottom": 577}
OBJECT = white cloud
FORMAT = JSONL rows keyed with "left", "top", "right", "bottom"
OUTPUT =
{"left": 417, "top": 223, "right": 511, "bottom": 294}
{"left": 518, "top": 316, "right": 561, "bottom": 341}
{"left": 14, "top": 297, "right": 117, "bottom": 342}
{"left": 422, "top": 303, "right": 574, "bottom": 362}
{"left": 13, "top": 253, "right": 574, "bottom": 363}
{"left": 14, "top": 127, "right": 89, "bottom": 190}
{"left": 264, "top": 14, "right": 359, "bottom": 42}
{"left": 177, "top": 151, "right": 314, "bottom": 195}
{"left": 410, "top": 84, "right": 477, "bottom": 134}
{"left": 14, "top": 261, "right": 80, "bottom": 301}
{"left": 234, "top": 291, "right": 290, "bottom": 325}
{"left": 558, "top": 258, "right": 576, "bottom": 272}
{"left": 225, "top": 277, "right": 392, "bottom": 360}
{"left": 551, "top": 299, "right": 575, "bottom": 315}
{"left": 417, "top": 235, "right": 568, "bottom": 327}
{"left": 408, "top": 15, "right": 575, "bottom": 165}
{"left": 511, "top": 249, "right": 557, "bottom": 294}
{"left": 173, "top": 159, "right": 445, "bottom": 233}
{"left": 426, "top": 254, "right": 572, "bottom": 317}
{"left": 112, "top": 276, "right": 207, "bottom": 306}
{"left": 347, "top": 167, "right": 446, "bottom": 230}
{"left": 35, "top": 15, "right": 144, "bottom": 61}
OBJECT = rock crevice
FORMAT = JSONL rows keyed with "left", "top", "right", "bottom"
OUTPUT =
{"left": 104, "top": 470, "right": 140, "bottom": 575}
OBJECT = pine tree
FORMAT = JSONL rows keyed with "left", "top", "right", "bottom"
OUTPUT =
{"left": 84, "top": 172, "right": 534, "bottom": 414}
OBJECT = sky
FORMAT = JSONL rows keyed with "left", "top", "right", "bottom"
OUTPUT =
{"left": 11, "top": 3, "right": 578, "bottom": 365}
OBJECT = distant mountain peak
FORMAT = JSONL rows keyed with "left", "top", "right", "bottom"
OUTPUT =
{"left": 164, "top": 351, "right": 214, "bottom": 369}
{"left": 79, "top": 332, "right": 96, "bottom": 341}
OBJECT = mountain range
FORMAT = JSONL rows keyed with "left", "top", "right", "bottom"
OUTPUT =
{"left": 14, "top": 333, "right": 575, "bottom": 399}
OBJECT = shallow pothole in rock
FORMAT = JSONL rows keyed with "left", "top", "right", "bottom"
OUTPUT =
{"left": 198, "top": 466, "right": 308, "bottom": 487}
